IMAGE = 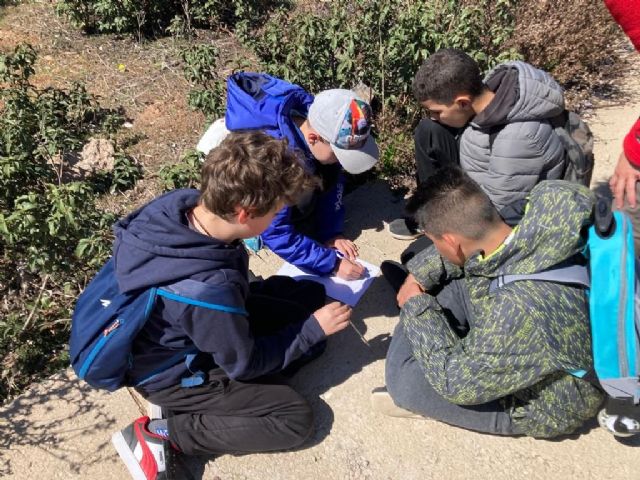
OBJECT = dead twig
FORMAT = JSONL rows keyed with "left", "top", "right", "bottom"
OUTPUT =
{"left": 22, "top": 274, "right": 50, "bottom": 334}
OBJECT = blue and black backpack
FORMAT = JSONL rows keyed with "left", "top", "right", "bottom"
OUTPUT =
{"left": 490, "top": 198, "right": 640, "bottom": 436}
{"left": 70, "top": 258, "right": 246, "bottom": 391}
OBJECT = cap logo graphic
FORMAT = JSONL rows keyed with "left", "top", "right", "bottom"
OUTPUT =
{"left": 335, "top": 99, "right": 372, "bottom": 150}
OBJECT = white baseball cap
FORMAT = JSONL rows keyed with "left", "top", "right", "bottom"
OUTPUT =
{"left": 307, "top": 89, "right": 379, "bottom": 174}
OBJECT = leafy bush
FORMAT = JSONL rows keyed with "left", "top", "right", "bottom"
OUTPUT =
{"left": 249, "top": 0, "right": 519, "bottom": 120}
{"left": 56, "top": 0, "right": 291, "bottom": 39}
{"left": 158, "top": 149, "right": 202, "bottom": 191}
{"left": 506, "top": 0, "right": 619, "bottom": 99}
{"left": 0, "top": 44, "right": 140, "bottom": 402}
{"left": 182, "top": 44, "right": 226, "bottom": 119}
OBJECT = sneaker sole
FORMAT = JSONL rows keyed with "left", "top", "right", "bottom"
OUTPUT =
{"left": 148, "top": 401, "right": 163, "bottom": 420}
{"left": 112, "top": 431, "right": 148, "bottom": 480}
{"left": 370, "top": 389, "right": 423, "bottom": 419}
{"left": 597, "top": 409, "right": 639, "bottom": 438}
{"left": 387, "top": 224, "right": 423, "bottom": 241}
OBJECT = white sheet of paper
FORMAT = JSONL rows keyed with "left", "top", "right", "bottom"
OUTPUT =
{"left": 276, "top": 258, "right": 380, "bottom": 306}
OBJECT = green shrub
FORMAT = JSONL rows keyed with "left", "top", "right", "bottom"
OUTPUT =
{"left": 182, "top": 44, "right": 226, "bottom": 119}
{"left": 249, "top": 0, "right": 519, "bottom": 119}
{"left": 0, "top": 44, "right": 140, "bottom": 402}
{"left": 56, "top": 0, "right": 291, "bottom": 39}
{"left": 158, "top": 149, "right": 202, "bottom": 191}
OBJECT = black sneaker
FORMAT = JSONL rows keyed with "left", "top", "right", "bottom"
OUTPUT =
{"left": 388, "top": 217, "right": 423, "bottom": 240}
{"left": 112, "top": 416, "right": 171, "bottom": 480}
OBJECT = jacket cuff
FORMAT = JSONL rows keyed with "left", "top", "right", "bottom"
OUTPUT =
{"left": 401, "top": 292, "right": 439, "bottom": 318}
{"left": 406, "top": 244, "right": 442, "bottom": 290}
{"left": 304, "top": 314, "right": 327, "bottom": 344}
{"left": 623, "top": 118, "right": 640, "bottom": 168}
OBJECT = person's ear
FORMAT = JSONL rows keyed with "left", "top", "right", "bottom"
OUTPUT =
{"left": 440, "top": 232, "right": 459, "bottom": 250}
{"left": 442, "top": 232, "right": 466, "bottom": 263}
{"left": 454, "top": 94, "right": 473, "bottom": 110}
{"left": 307, "top": 132, "right": 321, "bottom": 145}
{"left": 236, "top": 207, "right": 250, "bottom": 224}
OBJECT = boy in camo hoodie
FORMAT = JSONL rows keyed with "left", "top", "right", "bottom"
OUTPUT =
{"left": 373, "top": 167, "right": 603, "bottom": 437}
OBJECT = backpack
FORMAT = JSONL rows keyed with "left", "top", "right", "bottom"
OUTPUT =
{"left": 489, "top": 198, "right": 640, "bottom": 432}
{"left": 549, "top": 110, "right": 595, "bottom": 187}
{"left": 70, "top": 258, "right": 247, "bottom": 391}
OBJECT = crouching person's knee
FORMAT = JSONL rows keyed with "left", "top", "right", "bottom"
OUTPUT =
{"left": 278, "top": 394, "right": 314, "bottom": 450}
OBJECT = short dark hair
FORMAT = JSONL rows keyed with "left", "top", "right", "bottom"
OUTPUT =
{"left": 200, "top": 131, "right": 316, "bottom": 219}
{"left": 412, "top": 48, "right": 484, "bottom": 104}
{"left": 406, "top": 167, "right": 500, "bottom": 240}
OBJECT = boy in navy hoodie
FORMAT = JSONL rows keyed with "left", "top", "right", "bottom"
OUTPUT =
{"left": 110, "top": 131, "right": 352, "bottom": 480}
{"left": 198, "top": 73, "right": 380, "bottom": 281}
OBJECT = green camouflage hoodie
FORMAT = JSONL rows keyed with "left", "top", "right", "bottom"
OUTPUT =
{"left": 402, "top": 180, "right": 604, "bottom": 438}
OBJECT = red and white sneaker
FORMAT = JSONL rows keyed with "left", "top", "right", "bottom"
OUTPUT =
{"left": 112, "top": 416, "right": 170, "bottom": 480}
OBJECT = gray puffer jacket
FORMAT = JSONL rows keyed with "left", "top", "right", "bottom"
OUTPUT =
{"left": 460, "top": 61, "right": 566, "bottom": 211}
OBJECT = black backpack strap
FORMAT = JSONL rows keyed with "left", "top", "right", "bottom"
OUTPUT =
{"left": 549, "top": 109, "right": 569, "bottom": 129}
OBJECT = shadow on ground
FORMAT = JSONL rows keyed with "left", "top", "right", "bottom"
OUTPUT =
{"left": 0, "top": 372, "right": 120, "bottom": 477}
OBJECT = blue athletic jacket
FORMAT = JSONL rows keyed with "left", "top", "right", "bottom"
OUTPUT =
{"left": 112, "top": 189, "right": 326, "bottom": 392}
{"left": 225, "top": 72, "right": 345, "bottom": 274}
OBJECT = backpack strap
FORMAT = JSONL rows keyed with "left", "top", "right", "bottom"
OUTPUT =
{"left": 489, "top": 263, "right": 591, "bottom": 380}
{"left": 549, "top": 110, "right": 569, "bottom": 130}
{"left": 132, "top": 279, "right": 248, "bottom": 388}
{"left": 489, "top": 264, "right": 590, "bottom": 294}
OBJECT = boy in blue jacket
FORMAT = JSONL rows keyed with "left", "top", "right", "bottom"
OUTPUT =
{"left": 110, "top": 131, "right": 352, "bottom": 480}
{"left": 198, "top": 73, "right": 380, "bottom": 280}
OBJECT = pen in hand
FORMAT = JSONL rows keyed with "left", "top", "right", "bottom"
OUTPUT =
{"left": 335, "top": 253, "right": 365, "bottom": 280}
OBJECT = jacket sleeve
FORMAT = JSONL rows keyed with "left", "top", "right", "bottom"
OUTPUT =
{"left": 313, "top": 172, "right": 346, "bottom": 243}
{"left": 406, "top": 244, "right": 464, "bottom": 290}
{"left": 177, "top": 300, "right": 326, "bottom": 381}
{"left": 260, "top": 205, "right": 338, "bottom": 275}
{"left": 604, "top": 0, "right": 640, "bottom": 51}
{"left": 400, "top": 291, "right": 554, "bottom": 405}
{"left": 624, "top": 117, "right": 640, "bottom": 168}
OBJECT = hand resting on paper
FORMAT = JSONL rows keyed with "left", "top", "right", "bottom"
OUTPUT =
{"left": 336, "top": 257, "right": 365, "bottom": 280}
{"left": 314, "top": 301, "right": 352, "bottom": 335}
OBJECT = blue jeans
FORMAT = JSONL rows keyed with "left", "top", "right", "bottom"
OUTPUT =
{"left": 385, "top": 281, "right": 519, "bottom": 436}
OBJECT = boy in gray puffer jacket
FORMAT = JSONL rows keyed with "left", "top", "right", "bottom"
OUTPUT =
{"left": 389, "top": 48, "right": 567, "bottom": 244}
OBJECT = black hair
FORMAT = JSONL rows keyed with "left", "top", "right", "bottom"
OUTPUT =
{"left": 412, "top": 48, "right": 484, "bottom": 104}
{"left": 406, "top": 166, "right": 499, "bottom": 239}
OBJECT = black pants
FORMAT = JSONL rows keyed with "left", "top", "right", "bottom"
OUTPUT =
{"left": 401, "top": 119, "right": 461, "bottom": 264}
{"left": 139, "top": 277, "right": 326, "bottom": 456}
{"left": 414, "top": 118, "right": 461, "bottom": 184}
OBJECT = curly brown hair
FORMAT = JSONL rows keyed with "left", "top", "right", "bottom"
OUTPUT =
{"left": 200, "top": 131, "right": 317, "bottom": 219}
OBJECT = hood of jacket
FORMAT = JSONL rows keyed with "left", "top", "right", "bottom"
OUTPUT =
{"left": 225, "top": 72, "right": 315, "bottom": 171}
{"left": 466, "top": 181, "right": 594, "bottom": 277}
{"left": 471, "top": 61, "right": 565, "bottom": 129}
{"left": 112, "top": 189, "right": 249, "bottom": 293}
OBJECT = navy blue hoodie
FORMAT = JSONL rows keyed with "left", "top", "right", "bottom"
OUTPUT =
{"left": 113, "top": 189, "right": 326, "bottom": 392}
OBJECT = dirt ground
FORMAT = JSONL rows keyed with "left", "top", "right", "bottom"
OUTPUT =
{"left": 1, "top": 3, "right": 640, "bottom": 480}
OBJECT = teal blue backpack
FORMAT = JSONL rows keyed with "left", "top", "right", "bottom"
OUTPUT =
{"left": 490, "top": 198, "right": 640, "bottom": 435}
